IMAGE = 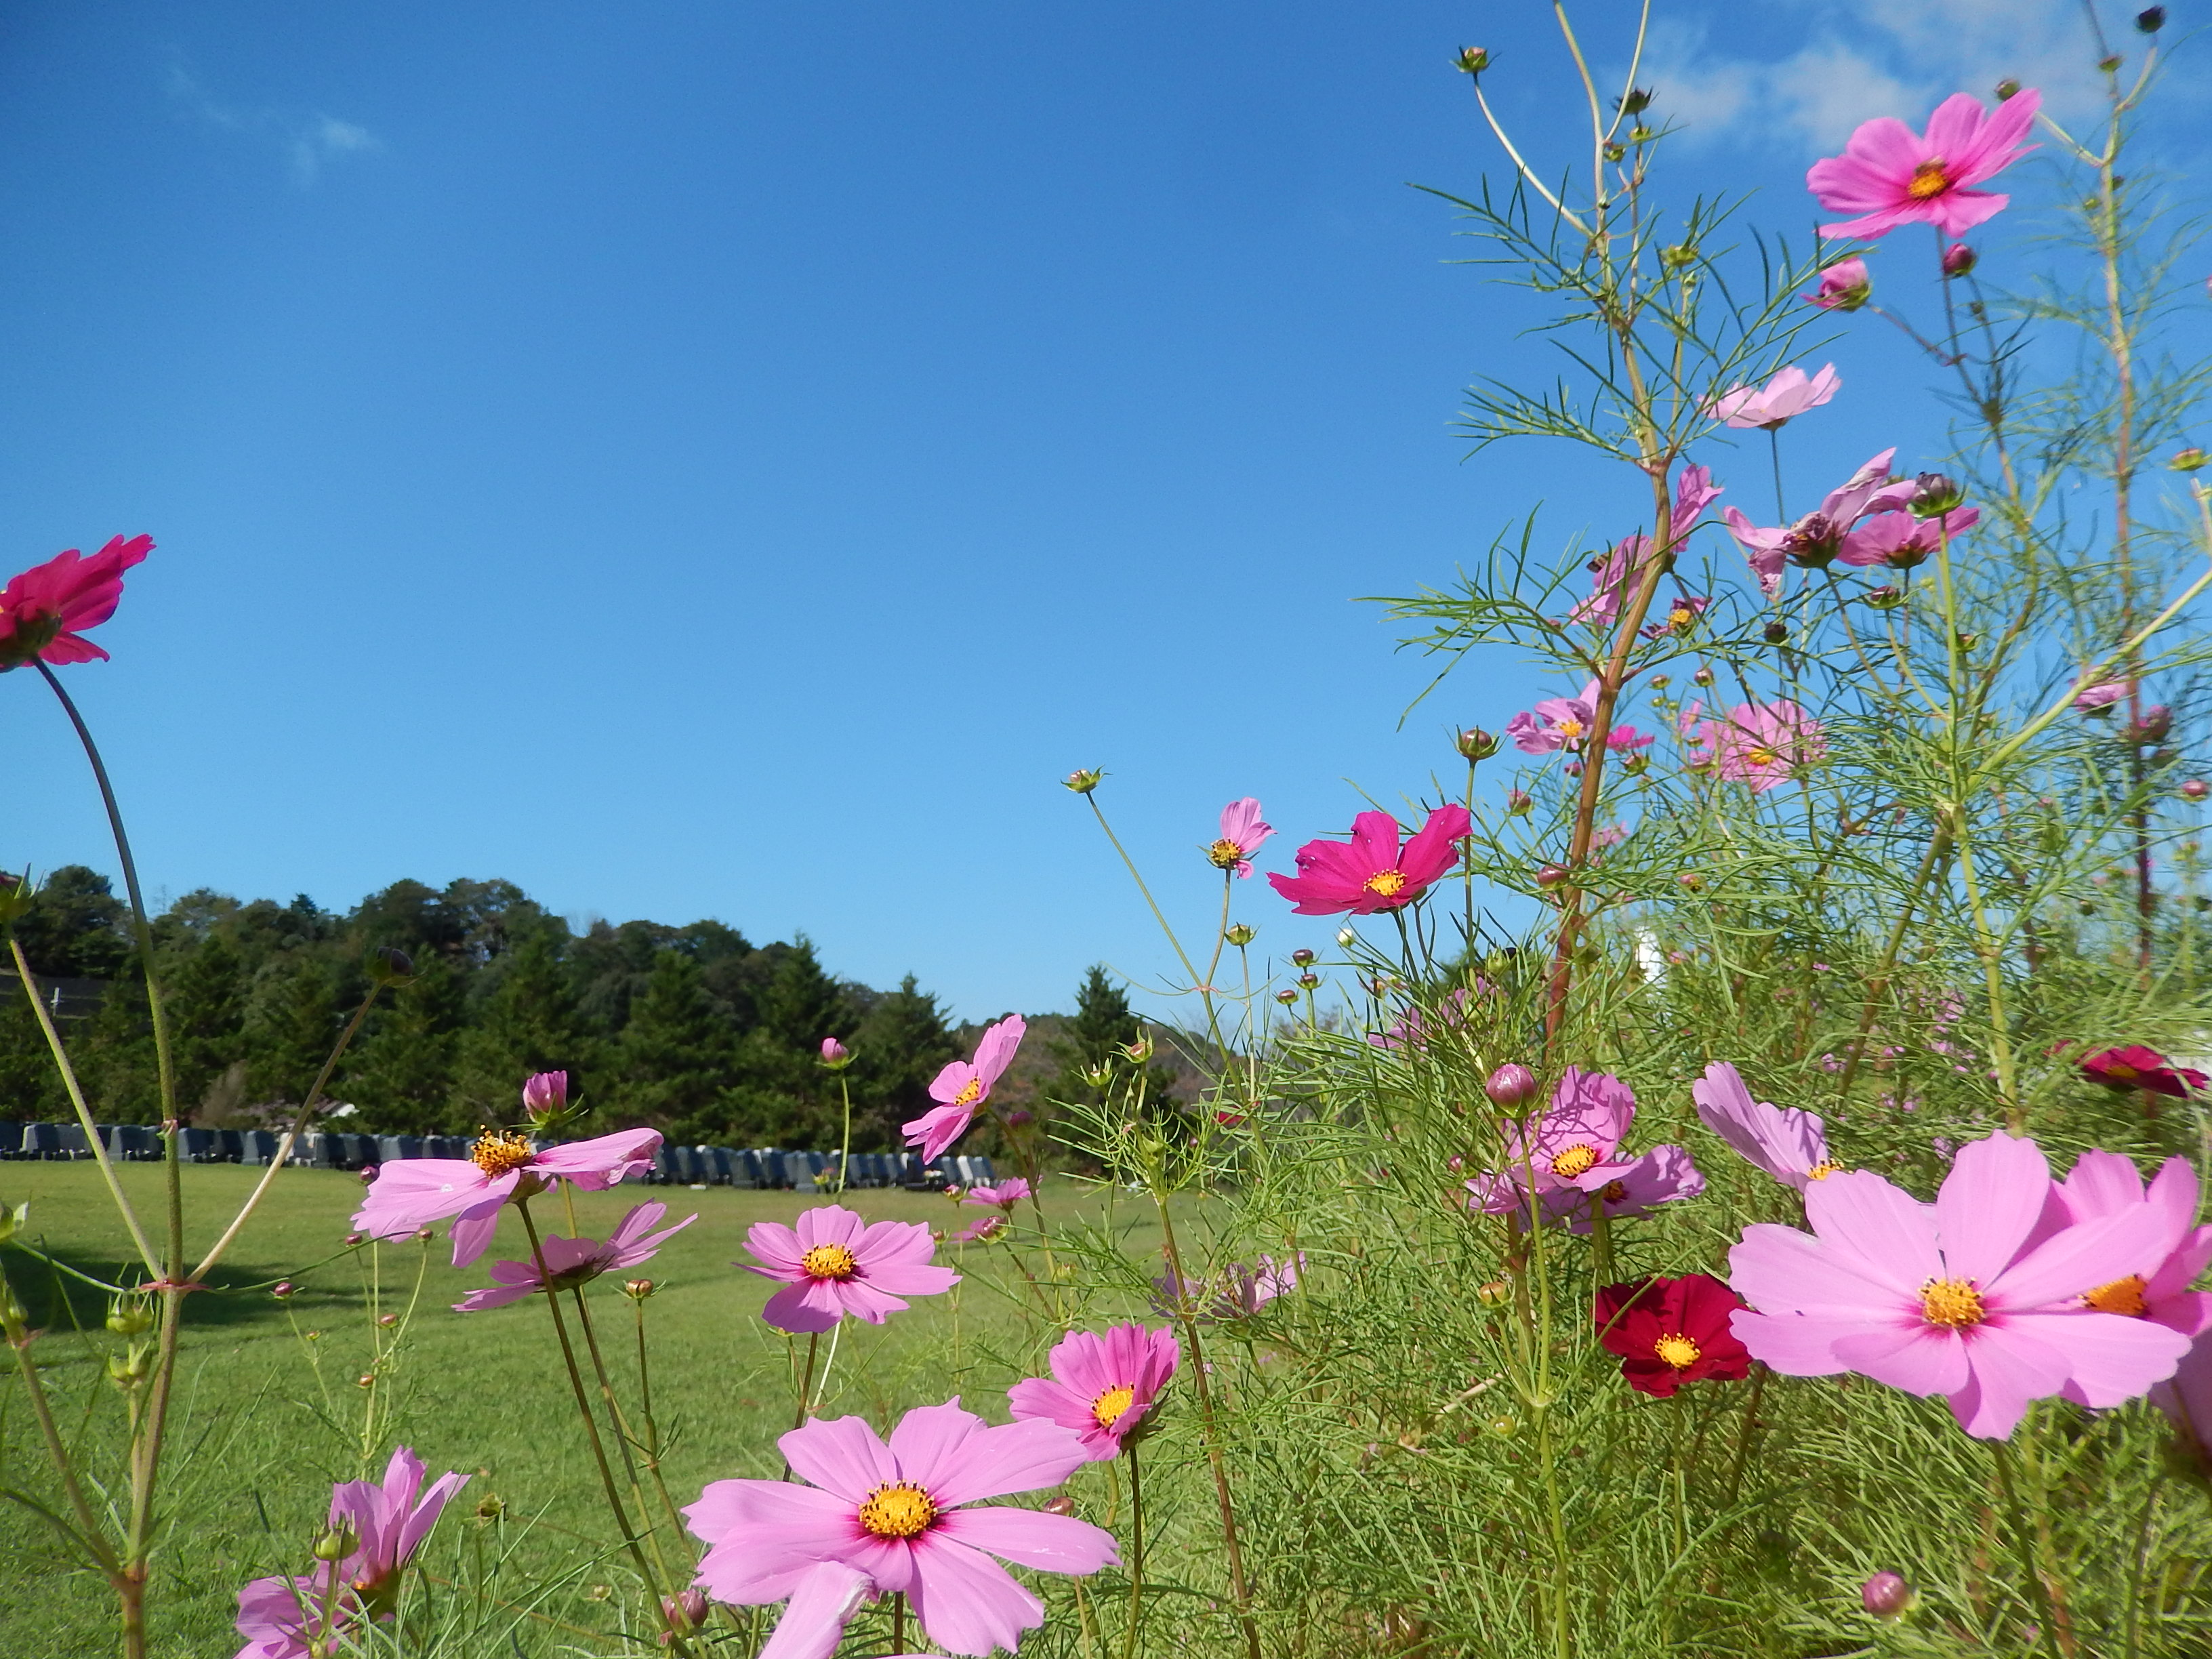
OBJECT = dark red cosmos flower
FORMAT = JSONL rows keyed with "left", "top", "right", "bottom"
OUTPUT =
{"left": 2081, "top": 1044, "right": 2209, "bottom": 1099}
{"left": 0, "top": 535, "right": 154, "bottom": 669}
{"left": 1594, "top": 1273, "right": 1753, "bottom": 1398}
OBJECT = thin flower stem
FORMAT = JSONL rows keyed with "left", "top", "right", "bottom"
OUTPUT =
{"left": 5, "top": 1328, "right": 122, "bottom": 1575}
{"left": 1121, "top": 1441, "right": 1145, "bottom": 1659}
{"left": 8, "top": 939, "right": 159, "bottom": 1274}
{"left": 793, "top": 1332, "right": 820, "bottom": 1431}
{"left": 893, "top": 1590, "right": 907, "bottom": 1654}
{"left": 1992, "top": 1439, "right": 2067, "bottom": 1659}
{"left": 1082, "top": 794, "right": 1230, "bottom": 1061}
{"left": 569, "top": 1286, "right": 689, "bottom": 1633}
{"left": 1721, "top": 1366, "right": 1765, "bottom": 1507}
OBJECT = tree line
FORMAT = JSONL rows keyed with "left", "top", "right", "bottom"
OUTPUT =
{"left": 0, "top": 867, "right": 1172, "bottom": 1153}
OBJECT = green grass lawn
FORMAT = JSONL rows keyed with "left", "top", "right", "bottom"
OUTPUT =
{"left": 0, "top": 1162, "right": 1163, "bottom": 1656}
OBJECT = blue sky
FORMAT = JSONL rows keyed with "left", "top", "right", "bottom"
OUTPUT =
{"left": 3, "top": 1, "right": 2203, "bottom": 1022}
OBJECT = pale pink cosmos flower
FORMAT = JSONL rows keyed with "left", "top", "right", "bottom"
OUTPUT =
{"left": 684, "top": 1401, "right": 1118, "bottom": 1658}
{"left": 1266, "top": 806, "right": 1473, "bottom": 916}
{"left": 352, "top": 1124, "right": 661, "bottom": 1268}
{"left": 1008, "top": 1323, "right": 1182, "bottom": 1460}
{"left": 1639, "top": 593, "right": 1710, "bottom": 640}
{"left": 904, "top": 1015, "right": 1026, "bottom": 1163}
{"left": 1803, "top": 257, "right": 1872, "bottom": 311}
{"left": 1683, "top": 700, "right": 1826, "bottom": 792}
{"left": 1508, "top": 680, "right": 1602, "bottom": 753}
{"left": 1206, "top": 798, "right": 1275, "bottom": 878}
{"left": 1807, "top": 90, "right": 2041, "bottom": 241}
{"left": 520, "top": 1070, "right": 567, "bottom": 1116}
{"left": 1837, "top": 505, "right": 1980, "bottom": 569}
{"left": 1728, "top": 1131, "right": 2193, "bottom": 1438}
{"left": 233, "top": 1448, "right": 468, "bottom": 1659}
{"left": 964, "top": 1178, "right": 1033, "bottom": 1211}
{"left": 1467, "top": 1069, "right": 1704, "bottom": 1228}
{"left": 1151, "top": 1252, "right": 1305, "bottom": 1321}
{"left": 2073, "top": 676, "right": 2134, "bottom": 712}
{"left": 741, "top": 1204, "right": 958, "bottom": 1333}
{"left": 1708, "top": 364, "right": 1841, "bottom": 430}
{"left": 453, "top": 1203, "right": 696, "bottom": 1312}
{"left": 1692, "top": 1061, "right": 1837, "bottom": 1191}
{"left": 2045, "top": 1153, "right": 2212, "bottom": 1352}
{"left": 1723, "top": 449, "right": 1916, "bottom": 595}
{"left": 1570, "top": 466, "right": 1722, "bottom": 625}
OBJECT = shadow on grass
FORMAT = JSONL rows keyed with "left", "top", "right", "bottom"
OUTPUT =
{"left": 2, "top": 1238, "right": 359, "bottom": 1334}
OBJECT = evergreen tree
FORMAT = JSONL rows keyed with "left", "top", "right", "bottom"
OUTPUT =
{"left": 165, "top": 933, "right": 247, "bottom": 1115}
{"left": 243, "top": 952, "right": 344, "bottom": 1106}
{"left": 343, "top": 956, "right": 464, "bottom": 1132}
{"left": 847, "top": 975, "right": 958, "bottom": 1149}
{"left": 13, "top": 865, "right": 133, "bottom": 979}
{"left": 621, "top": 948, "right": 737, "bottom": 1136}
{"left": 1047, "top": 965, "right": 1180, "bottom": 1122}
{"left": 78, "top": 973, "right": 159, "bottom": 1122}
{"left": 0, "top": 979, "right": 68, "bottom": 1119}
{"left": 450, "top": 930, "right": 595, "bottom": 1126}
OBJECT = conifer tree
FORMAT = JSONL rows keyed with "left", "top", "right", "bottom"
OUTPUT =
{"left": 621, "top": 948, "right": 737, "bottom": 1135}
{"left": 451, "top": 930, "right": 595, "bottom": 1126}
{"left": 344, "top": 956, "right": 464, "bottom": 1132}
{"left": 244, "top": 952, "right": 345, "bottom": 1106}
{"left": 165, "top": 933, "right": 246, "bottom": 1115}
{"left": 848, "top": 975, "right": 958, "bottom": 1149}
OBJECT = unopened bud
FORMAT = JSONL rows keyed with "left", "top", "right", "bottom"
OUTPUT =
{"left": 1475, "top": 1278, "right": 1513, "bottom": 1308}
{"left": 1763, "top": 621, "right": 1788, "bottom": 644}
{"left": 2133, "top": 705, "right": 2173, "bottom": 743}
{"left": 344, "top": 1233, "right": 365, "bottom": 1248}
{"left": 1455, "top": 726, "right": 1498, "bottom": 761}
{"left": 1486, "top": 1063, "right": 1538, "bottom": 1109}
{"left": 1506, "top": 789, "right": 1533, "bottom": 817}
{"left": 1297, "top": 972, "right": 1321, "bottom": 990}
{"left": 1620, "top": 87, "right": 1653, "bottom": 115}
{"left": 1995, "top": 78, "right": 2021, "bottom": 100}
{"left": 2172, "top": 447, "right": 2207, "bottom": 472}
{"left": 1290, "top": 947, "right": 1316, "bottom": 967}
{"left": 359, "top": 1166, "right": 379, "bottom": 1185}
{"left": 623, "top": 1277, "right": 656, "bottom": 1300}
{"left": 2138, "top": 5, "right": 2167, "bottom": 31}
{"left": 106, "top": 1300, "right": 153, "bottom": 1337}
{"left": 1224, "top": 923, "right": 1256, "bottom": 947}
{"left": 1063, "top": 768, "right": 1103, "bottom": 794}
{"left": 312, "top": 1525, "right": 359, "bottom": 1563}
{"left": 1534, "top": 863, "right": 1569, "bottom": 890}
{"left": 819, "top": 1036, "right": 852, "bottom": 1069}
{"left": 377, "top": 1313, "right": 398, "bottom": 1327}
{"left": 356, "top": 1373, "right": 375, "bottom": 1388}
{"left": 1122, "top": 1037, "right": 1153, "bottom": 1063}
{"left": 1006, "top": 1109, "right": 1034, "bottom": 1128}
{"left": 1910, "top": 472, "right": 1965, "bottom": 518}
{"left": 1860, "top": 1572, "right": 1912, "bottom": 1617}
{"left": 1649, "top": 674, "right": 1671, "bottom": 690}
{"left": 2183, "top": 780, "right": 2208, "bottom": 801}
{"left": 1678, "top": 872, "right": 1705, "bottom": 893}
{"left": 1274, "top": 988, "right": 1298, "bottom": 1004}
{"left": 1620, "top": 753, "right": 1648, "bottom": 776}
{"left": 272, "top": 1280, "right": 296, "bottom": 1299}
{"left": 1692, "top": 666, "right": 1714, "bottom": 687}
{"left": 661, "top": 1590, "right": 710, "bottom": 1632}
{"left": 1454, "top": 45, "right": 1490, "bottom": 73}
{"left": 1044, "top": 1492, "right": 1078, "bottom": 1515}
{"left": 1865, "top": 584, "right": 1906, "bottom": 609}
{"left": 1941, "top": 242, "right": 1977, "bottom": 278}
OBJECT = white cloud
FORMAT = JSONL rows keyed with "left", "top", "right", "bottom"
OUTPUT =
{"left": 165, "top": 59, "right": 383, "bottom": 186}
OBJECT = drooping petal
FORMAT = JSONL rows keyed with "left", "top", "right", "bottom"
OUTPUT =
{"left": 907, "top": 1535, "right": 1048, "bottom": 1658}
{"left": 757, "top": 1561, "right": 876, "bottom": 1659}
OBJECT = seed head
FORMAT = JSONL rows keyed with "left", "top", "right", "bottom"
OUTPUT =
{"left": 2139, "top": 6, "right": 2167, "bottom": 31}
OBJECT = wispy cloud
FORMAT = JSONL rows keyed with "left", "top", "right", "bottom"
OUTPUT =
{"left": 1635, "top": 0, "right": 2120, "bottom": 153}
{"left": 166, "top": 58, "right": 383, "bottom": 185}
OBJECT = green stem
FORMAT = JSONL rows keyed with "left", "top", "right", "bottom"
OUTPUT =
{"left": 1992, "top": 1439, "right": 2066, "bottom": 1659}
{"left": 1122, "top": 1442, "right": 1146, "bottom": 1659}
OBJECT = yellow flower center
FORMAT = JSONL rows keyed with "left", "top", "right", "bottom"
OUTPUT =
{"left": 1206, "top": 837, "right": 1244, "bottom": 869}
{"left": 800, "top": 1244, "right": 859, "bottom": 1282}
{"left": 1921, "top": 1277, "right": 1986, "bottom": 1328}
{"left": 470, "top": 1130, "right": 535, "bottom": 1179}
{"left": 1551, "top": 1144, "right": 1601, "bottom": 1179}
{"left": 952, "top": 1078, "right": 983, "bottom": 1107}
{"left": 857, "top": 1482, "right": 938, "bottom": 1539}
{"left": 1907, "top": 159, "right": 1951, "bottom": 200}
{"left": 1653, "top": 1334, "right": 1700, "bottom": 1370}
{"left": 1364, "top": 869, "right": 1408, "bottom": 898}
{"left": 2104, "top": 1061, "right": 2139, "bottom": 1081}
{"left": 1668, "top": 605, "right": 1697, "bottom": 633}
{"left": 1092, "top": 1385, "right": 1138, "bottom": 1429}
{"left": 1556, "top": 718, "right": 1585, "bottom": 741}
{"left": 1745, "top": 746, "right": 1779, "bottom": 767}
{"left": 2085, "top": 1274, "right": 2149, "bottom": 1317}
{"left": 1806, "top": 1159, "right": 1843, "bottom": 1181}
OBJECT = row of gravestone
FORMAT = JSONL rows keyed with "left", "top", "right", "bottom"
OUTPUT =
{"left": 0, "top": 1122, "right": 991, "bottom": 1193}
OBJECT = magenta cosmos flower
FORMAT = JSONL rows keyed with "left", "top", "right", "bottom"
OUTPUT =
{"left": 742, "top": 1204, "right": 958, "bottom": 1334}
{"left": 964, "top": 1177, "right": 1032, "bottom": 1210}
{"left": 1008, "top": 1323, "right": 1182, "bottom": 1460}
{"left": 685, "top": 1401, "right": 1118, "bottom": 1658}
{"left": 1507, "top": 684, "right": 1655, "bottom": 757}
{"left": 1570, "top": 465, "right": 1721, "bottom": 625}
{"left": 2072, "top": 676, "right": 2133, "bottom": 713}
{"left": 1728, "top": 1131, "right": 2193, "bottom": 1438}
{"left": 1807, "top": 89, "right": 2041, "bottom": 241}
{"left": 1723, "top": 449, "right": 1915, "bottom": 594}
{"left": 233, "top": 1447, "right": 468, "bottom": 1658}
{"left": 1267, "top": 804, "right": 1473, "bottom": 916}
{"left": 1708, "top": 364, "right": 1840, "bottom": 430}
{"left": 1692, "top": 1062, "right": 1838, "bottom": 1191}
{"left": 1205, "top": 797, "right": 1275, "bottom": 878}
{"left": 353, "top": 1124, "right": 661, "bottom": 1267}
{"left": 453, "top": 1202, "right": 695, "bottom": 1312}
{"left": 1836, "top": 504, "right": 1980, "bottom": 569}
{"left": 1470, "top": 1067, "right": 1703, "bottom": 1228}
{"left": 2079, "top": 1044, "right": 2209, "bottom": 1099}
{"left": 1803, "top": 257, "right": 1871, "bottom": 312}
{"left": 904, "top": 1014, "right": 1025, "bottom": 1162}
{"left": 0, "top": 534, "right": 154, "bottom": 669}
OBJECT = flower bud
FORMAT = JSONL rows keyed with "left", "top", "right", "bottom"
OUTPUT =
{"left": 1620, "top": 753, "right": 1648, "bottom": 776}
{"left": 1063, "top": 768, "right": 1103, "bottom": 794}
{"left": 2171, "top": 447, "right": 2207, "bottom": 472}
{"left": 2133, "top": 705, "right": 2173, "bottom": 743}
{"left": 368, "top": 944, "right": 416, "bottom": 987}
{"left": 271, "top": 1280, "right": 296, "bottom": 1300}
{"left": 1995, "top": 78, "right": 2021, "bottom": 100}
{"left": 1455, "top": 726, "right": 1499, "bottom": 761}
{"left": 106, "top": 1300, "right": 153, "bottom": 1337}
{"left": 1274, "top": 988, "right": 1297, "bottom": 1004}
{"left": 1941, "top": 242, "right": 1977, "bottom": 278}
{"left": 2183, "top": 780, "right": 2208, "bottom": 801}
{"left": 1692, "top": 666, "right": 1714, "bottom": 687}
{"left": 1336, "top": 927, "right": 1357, "bottom": 947}
{"left": 1620, "top": 87, "right": 1653, "bottom": 115}
{"left": 818, "top": 1036, "right": 852, "bottom": 1070}
{"left": 1297, "top": 972, "right": 1321, "bottom": 990}
{"left": 1763, "top": 621, "right": 1789, "bottom": 644}
{"left": 623, "top": 1277, "right": 656, "bottom": 1299}
{"left": 1006, "top": 1109, "right": 1035, "bottom": 1128}
{"left": 359, "top": 1166, "right": 379, "bottom": 1185}
{"left": 1909, "top": 472, "right": 1965, "bottom": 518}
{"left": 2137, "top": 5, "right": 2166, "bottom": 32}
{"left": 1660, "top": 243, "right": 1698, "bottom": 270}
{"left": 1290, "top": 947, "right": 1316, "bottom": 967}
{"left": 1506, "top": 788, "right": 1533, "bottom": 817}
{"left": 377, "top": 1312, "right": 398, "bottom": 1327}
{"left": 474, "top": 1493, "right": 506, "bottom": 1522}
{"left": 356, "top": 1373, "right": 375, "bottom": 1388}
{"left": 662, "top": 1590, "right": 710, "bottom": 1633}
{"left": 344, "top": 1233, "right": 365, "bottom": 1247}
{"left": 312, "top": 1525, "right": 359, "bottom": 1563}
{"left": 1485, "top": 1063, "right": 1538, "bottom": 1108}
{"left": 1865, "top": 584, "right": 1906, "bottom": 609}
{"left": 1224, "top": 923, "right": 1256, "bottom": 946}
{"left": 1044, "top": 1493, "right": 1078, "bottom": 1515}
{"left": 1649, "top": 674, "right": 1671, "bottom": 690}
{"left": 1678, "top": 872, "right": 1705, "bottom": 893}
{"left": 1475, "top": 1278, "right": 1512, "bottom": 1308}
{"left": 1454, "top": 45, "right": 1489, "bottom": 73}
{"left": 1122, "top": 1037, "right": 1153, "bottom": 1063}
{"left": 1534, "top": 863, "right": 1569, "bottom": 890}
{"left": 1860, "top": 1572, "right": 1912, "bottom": 1617}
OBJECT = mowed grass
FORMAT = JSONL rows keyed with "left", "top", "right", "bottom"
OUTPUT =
{"left": 0, "top": 1161, "right": 1164, "bottom": 1656}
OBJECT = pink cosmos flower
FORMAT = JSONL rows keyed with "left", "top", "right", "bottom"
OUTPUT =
{"left": 1639, "top": 593, "right": 1710, "bottom": 640}
{"left": 0, "top": 535, "right": 155, "bottom": 669}
{"left": 1728, "top": 1131, "right": 2193, "bottom": 1438}
{"left": 1691, "top": 1061, "right": 1837, "bottom": 1191}
{"left": 1469, "top": 1069, "right": 1704, "bottom": 1229}
{"left": 453, "top": 1202, "right": 696, "bottom": 1312}
{"left": 1008, "top": 1323, "right": 1182, "bottom": 1460}
{"left": 1151, "top": 1253, "right": 1305, "bottom": 1321}
{"left": 964, "top": 1178, "right": 1032, "bottom": 1211}
{"left": 352, "top": 1125, "right": 661, "bottom": 1268}
{"left": 1803, "top": 258, "right": 1872, "bottom": 311}
{"left": 1206, "top": 798, "right": 1275, "bottom": 878}
{"left": 685, "top": 1400, "right": 1118, "bottom": 1658}
{"left": 1708, "top": 364, "right": 1841, "bottom": 430}
{"left": 741, "top": 1204, "right": 959, "bottom": 1333}
{"left": 2045, "top": 1152, "right": 2212, "bottom": 1356}
{"left": 1807, "top": 90, "right": 2041, "bottom": 241}
{"left": 2079, "top": 1044, "right": 2209, "bottom": 1098}
{"left": 1508, "top": 680, "right": 1603, "bottom": 753}
{"left": 233, "top": 1448, "right": 468, "bottom": 1659}
{"left": 2072, "top": 676, "right": 2134, "bottom": 713}
{"left": 903, "top": 1015, "right": 1026, "bottom": 1162}
{"left": 1366, "top": 985, "right": 1477, "bottom": 1051}
{"left": 1570, "top": 466, "right": 1721, "bottom": 625}
{"left": 1266, "top": 805, "right": 1473, "bottom": 916}
{"left": 1723, "top": 449, "right": 1915, "bottom": 596}
{"left": 1681, "top": 700, "right": 1825, "bottom": 792}
{"left": 953, "top": 1214, "right": 1007, "bottom": 1244}
{"left": 1837, "top": 505, "right": 1980, "bottom": 569}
